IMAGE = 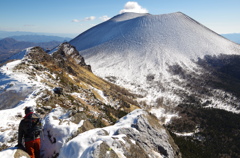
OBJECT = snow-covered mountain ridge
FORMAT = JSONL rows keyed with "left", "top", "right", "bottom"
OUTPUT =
{"left": 0, "top": 44, "right": 181, "bottom": 157}
{"left": 70, "top": 12, "right": 240, "bottom": 113}
{"left": 71, "top": 12, "right": 239, "bottom": 62}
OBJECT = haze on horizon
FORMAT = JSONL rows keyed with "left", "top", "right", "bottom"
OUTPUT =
{"left": 0, "top": 0, "right": 240, "bottom": 38}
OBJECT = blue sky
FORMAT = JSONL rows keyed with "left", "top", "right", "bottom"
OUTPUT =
{"left": 0, "top": 0, "right": 239, "bottom": 37}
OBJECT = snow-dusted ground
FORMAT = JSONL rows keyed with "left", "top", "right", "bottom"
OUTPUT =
{"left": 0, "top": 50, "right": 79, "bottom": 156}
{"left": 0, "top": 46, "right": 175, "bottom": 157}
{"left": 0, "top": 59, "right": 45, "bottom": 148}
{"left": 59, "top": 109, "right": 145, "bottom": 158}
{"left": 0, "top": 147, "right": 29, "bottom": 158}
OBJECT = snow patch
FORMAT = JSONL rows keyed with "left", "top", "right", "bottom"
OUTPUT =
{"left": 41, "top": 107, "right": 83, "bottom": 157}
{"left": 59, "top": 109, "right": 144, "bottom": 158}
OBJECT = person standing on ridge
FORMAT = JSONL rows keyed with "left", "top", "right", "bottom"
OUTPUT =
{"left": 17, "top": 107, "right": 42, "bottom": 158}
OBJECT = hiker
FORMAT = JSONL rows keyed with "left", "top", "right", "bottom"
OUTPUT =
{"left": 17, "top": 107, "right": 42, "bottom": 158}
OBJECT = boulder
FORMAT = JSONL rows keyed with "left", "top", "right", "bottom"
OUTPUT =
{"left": 0, "top": 147, "right": 30, "bottom": 158}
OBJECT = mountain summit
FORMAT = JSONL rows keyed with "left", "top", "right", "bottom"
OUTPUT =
{"left": 69, "top": 12, "right": 240, "bottom": 157}
{"left": 70, "top": 12, "right": 240, "bottom": 82}
{"left": 70, "top": 12, "right": 240, "bottom": 110}
{"left": 70, "top": 12, "right": 240, "bottom": 78}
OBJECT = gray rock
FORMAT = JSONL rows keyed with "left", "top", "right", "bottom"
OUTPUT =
{"left": 115, "top": 113, "right": 181, "bottom": 158}
{"left": 92, "top": 142, "right": 119, "bottom": 158}
{"left": 14, "top": 149, "right": 31, "bottom": 158}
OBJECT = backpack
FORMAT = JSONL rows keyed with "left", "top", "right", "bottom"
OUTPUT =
{"left": 25, "top": 113, "right": 43, "bottom": 139}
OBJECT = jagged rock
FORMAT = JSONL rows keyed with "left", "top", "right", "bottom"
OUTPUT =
{"left": 72, "top": 113, "right": 95, "bottom": 134}
{"left": 22, "top": 43, "right": 91, "bottom": 74}
{"left": 120, "top": 136, "right": 149, "bottom": 158}
{"left": 116, "top": 113, "right": 181, "bottom": 158}
{"left": 24, "top": 46, "right": 52, "bottom": 64}
{"left": 60, "top": 110, "right": 181, "bottom": 158}
{"left": 78, "top": 120, "right": 95, "bottom": 133}
{"left": 52, "top": 42, "right": 91, "bottom": 71}
{"left": 91, "top": 142, "right": 119, "bottom": 158}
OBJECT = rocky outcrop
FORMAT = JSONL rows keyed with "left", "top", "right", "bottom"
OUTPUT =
{"left": 60, "top": 110, "right": 181, "bottom": 158}
{"left": 23, "top": 46, "right": 52, "bottom": 64}
{"left": 23, "top": 43, "right": 91, "bottom": 73}
{"left": 52, "top": 42, "right": 91, "bottom": 71}
{"left": 90, "top": 142, "right": 119, "bottom": 158}
{"left": 115, "top": 113, "right": 181, "bottom": 158}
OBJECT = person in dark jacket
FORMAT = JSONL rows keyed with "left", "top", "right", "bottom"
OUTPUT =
{"left": 17, "top": 107, "right": 41, "bottom": 158}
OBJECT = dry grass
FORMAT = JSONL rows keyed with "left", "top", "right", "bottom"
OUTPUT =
{"left": 19, "top": 46, "right": 142, "bottom": 127}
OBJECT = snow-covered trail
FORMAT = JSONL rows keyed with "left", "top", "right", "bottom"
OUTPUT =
{"left": 0, "top": 60, "right": 45, "bottom": 148}
{"left": 0, "top": 61, "right": 33, "bottom": 104}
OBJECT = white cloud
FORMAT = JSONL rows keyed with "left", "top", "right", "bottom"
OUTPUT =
{"left": 120, "top": 1, "right": 148, "bottom": 14}
{"left": 99, "top": 15, "right": 111, "bottom": 21}
{"left": 72, "top": 16, "right": 96, "bottom": 23}
{"left": 84, "top": 16, "right": 96, "bottom": 21}
{"left": 72, "top": 19, "right": 80, "bottom": 23}
{"left": 72, "top": 15, "right": 110, "bottom": 24}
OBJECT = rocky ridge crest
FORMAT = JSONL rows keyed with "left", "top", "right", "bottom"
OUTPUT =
{"left": 0, "top": 43, "right": 181, "bottom": 158}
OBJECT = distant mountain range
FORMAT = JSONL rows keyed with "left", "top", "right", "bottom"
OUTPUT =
{"left": 222, "top": 33, "right": 240, "bottom": 44}
{"left": 0, "top": 33, "right": 72, "bottom": 43}
{"left": 0, "top": 31, "right": 73, "bottom": 63}
{"left": 9, "top": 35, "right": 71, "bottom": 43}
{"left": 0, "top": 38, "right": 62, "bottom": 63}
{"left": 0, "top": 30, "right": 76, "bottom": 39}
